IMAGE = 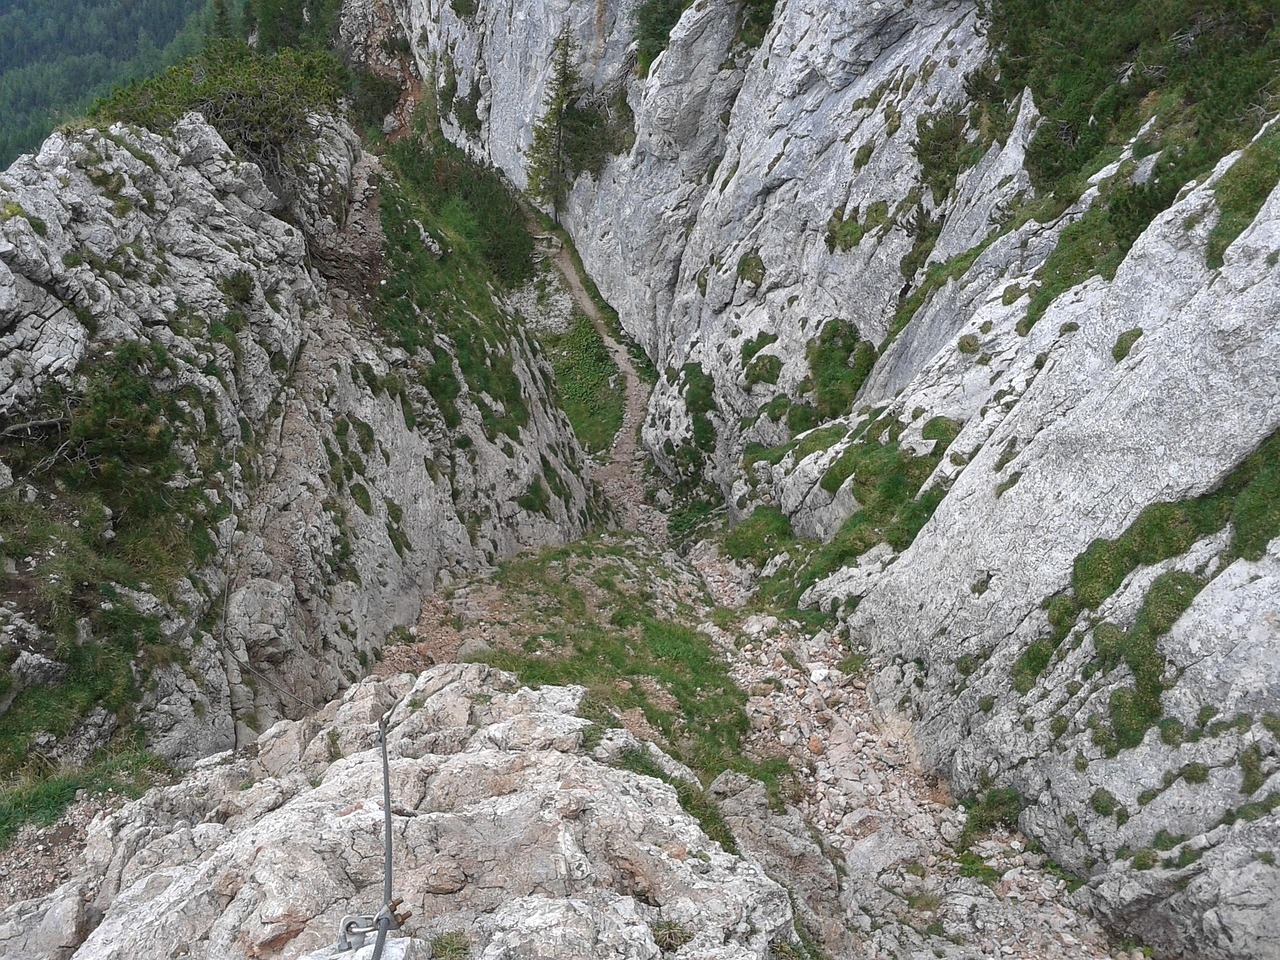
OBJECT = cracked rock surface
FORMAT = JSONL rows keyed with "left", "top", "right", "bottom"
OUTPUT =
{"left": 0, "top": 663, "right": 793, "bottom": 960}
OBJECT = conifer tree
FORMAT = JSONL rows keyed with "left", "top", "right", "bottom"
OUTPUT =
{"left": 212, "top": 0, "right": 232, "bottom": 39}
{"left": 525, "top": 26, "right": 586, "bottom": 222}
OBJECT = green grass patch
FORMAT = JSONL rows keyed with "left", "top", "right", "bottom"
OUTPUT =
{"left": 722, "top": 507, "right": 797, "bottom": 567}
{"left": 956, "top": 851, "right": 1004, "bottom": 884}
{"left": 1207, "top": 126, "right": 1280, "bottom": 268}
{"left": 887, "top": 238, "right": 995, "bottom": 347}
{"left": 375, "top": 135, "right": 535, "bottom": 440}
{"left": 478, "top": 541, "right": 793, "bottom": 806}
{"left": 737, "top": 251, "right": 765, "bottom": 286}
{"left": 741, "top": 331, "right": 779, "bottom": 366}
{"left": 543, "top": 313, "right": 624, "bottom": 453}
{"left": 806, "top": 319, "right": 876, "bottom": 421}
{"left": 1112, "top": 327, "right": 1143, "bottom": 362}
{"left": 745, "top": 354, "right": 782, "bottom": 388}
{"left": 1073, "top": 429, "right": 1280, "bottom": 610}
{"left": 1091, "top": 571, "right": 1202, "bottom": 753}
{"left": 765, "top": 413, "right": 961, "bottom": 603}
{"left": 1010, "top": 593, "right": 1081, "bottom": 693}
{"left": 0, "top": 342, "right": 227, "bottom": 776}
{"left": 958, "top": 787, "right": 1024, "bottom": 851}
{"left": 0, "top": 746, "right": 166, "bottom": 849}
{"left": 617, "top": 747, "right": 738, "bottom": 854}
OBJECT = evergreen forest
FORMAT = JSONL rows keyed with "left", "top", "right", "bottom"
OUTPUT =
{"left": 0, "top": 0, "right": 215, "bottom": 166}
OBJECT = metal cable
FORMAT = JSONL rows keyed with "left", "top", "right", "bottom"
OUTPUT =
{"left": 371, "top": 709, "right": 395, "bottom": 960}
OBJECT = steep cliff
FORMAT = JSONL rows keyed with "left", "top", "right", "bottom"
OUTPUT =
{"left": 0, "top": 99, "right": 595, "bottom": 773}
{"left": 358, "top": 0, "right": 1280, "bottom": 954}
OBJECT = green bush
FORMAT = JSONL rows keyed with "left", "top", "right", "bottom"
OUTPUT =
{"left": 92, "top": 40, "right": 342, "bottom": 196}
{"left": 737, "top": 0, "right": 779, "bottom": 48}
{"left": 914, "top": 107, "right": 982, "bottom": 203}
{"left": 983, "top": 0, "right": 1279, "bottom": 197}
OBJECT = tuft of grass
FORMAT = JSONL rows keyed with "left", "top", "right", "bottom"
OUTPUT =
{"left": 652, "top": 919, "right": 695, "bottom": 951}
{"left": 618, "top": 747, "right": 739, "bottom": 855}
{"left": 741, "top": 331, "right": 779, "bottom": 366}
{"left": 958, "top": 787, "right": 1023, "bottom": 851}
{"left": 1239, "top": 743, "right": 1267, "bottom": 796}
{"left": 430, "top": 932, "right": 471, "bottom": 959}
{"left": 745, "top": 354, "right": 782, "bottom": 388}
{"left": 956, "top": 851, "right": 1004, "bottom": 884}
{"left": 906, "top": 890, "right": 942, "bottom": 912}
{"left": 1112, "top": 328, "right": 1143, "bottom": 362}
{"left": 1090, "top": 788, "right": 1116, "bottom": 817}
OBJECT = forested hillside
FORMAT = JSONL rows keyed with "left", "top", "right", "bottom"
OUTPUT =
{"left": 0, "top": 0, "right": 214, "bottom": 166}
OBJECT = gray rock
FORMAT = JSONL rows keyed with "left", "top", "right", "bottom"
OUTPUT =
{"left": 0, "top": 664, "right": 793, "bottom": 959}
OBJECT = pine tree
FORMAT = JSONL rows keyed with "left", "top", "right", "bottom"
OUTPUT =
{"left": 212, "top": 0, "right": 232, "bottom": 39}
{"left": 525, "top": 26, "right": 587, "bottom": 222}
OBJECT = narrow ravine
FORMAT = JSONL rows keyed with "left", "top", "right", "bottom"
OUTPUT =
{"left": 400, "top": 247, "right": 1130, "bottom": 959}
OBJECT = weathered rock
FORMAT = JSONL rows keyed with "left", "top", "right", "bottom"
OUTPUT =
{"left": 0, "top": 664, "right": 795, "bottom": 960}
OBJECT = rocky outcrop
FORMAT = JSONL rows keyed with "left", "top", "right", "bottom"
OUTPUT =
{"left": 0, "top": 663, "right": 795, "bottom": 959}
{"left": 0, "top": 114, "right": 593, "bottom": 767}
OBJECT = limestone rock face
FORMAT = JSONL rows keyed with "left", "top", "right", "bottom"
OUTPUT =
{"left": 0, "top": 664, "right": 794, "bottom": 960}
{"left": 0, "top": 115, "right": 592, "bottom": 767}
